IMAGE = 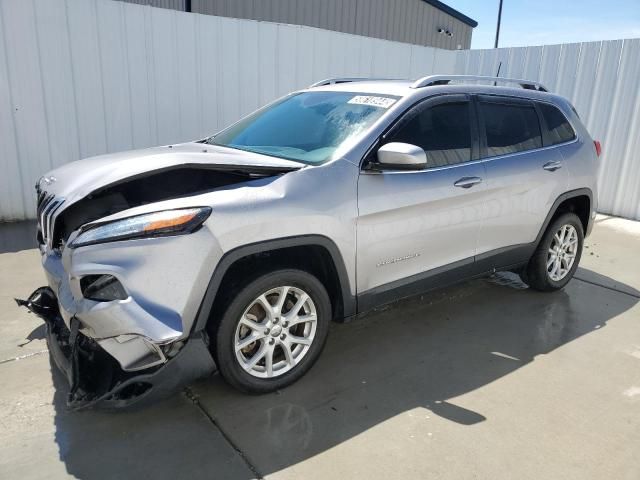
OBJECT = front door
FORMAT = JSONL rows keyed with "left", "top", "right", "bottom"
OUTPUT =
{"left": 356, "top": 94, "right": 488, "bottom": 306}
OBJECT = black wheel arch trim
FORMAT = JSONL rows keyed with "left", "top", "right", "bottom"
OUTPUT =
{"left": 192, "top": 234, "right": 356, "bottom": 334}
{"left": 534, "top": 187, "right": 593, "bottom": 244}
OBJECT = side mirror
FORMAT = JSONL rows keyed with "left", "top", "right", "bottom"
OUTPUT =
{"left": 375, "top": 142, "right": 427, "bottom": 170}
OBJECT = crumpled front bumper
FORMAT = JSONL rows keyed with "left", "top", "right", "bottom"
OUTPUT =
{"left": 40, "top": 228, "right": 220, "bottom": 372}
{"left": 17, "top": 287, "right": 215, "bottom": 409}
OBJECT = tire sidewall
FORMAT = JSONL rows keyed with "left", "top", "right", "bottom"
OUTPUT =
{"left": 213, "top": 269, "right": 331, "bottom": 393}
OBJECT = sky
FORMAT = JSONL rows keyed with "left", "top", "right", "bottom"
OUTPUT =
{"left": 444, "top": 0, "right": 640, "bottom": 49}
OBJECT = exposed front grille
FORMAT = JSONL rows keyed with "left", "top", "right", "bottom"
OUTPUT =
{"left": 36, "top": 190, "right": 65, "bottom": 250}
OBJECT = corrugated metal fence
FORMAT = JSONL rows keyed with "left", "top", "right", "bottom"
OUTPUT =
{"left": 0, "top": 0, "right": 454, "bottom": 220}
{"left": 454, "top": 40, "right": 640, "bottom": 221}
{"left": 0, "top": 0, "right": 638, "bottom": 221}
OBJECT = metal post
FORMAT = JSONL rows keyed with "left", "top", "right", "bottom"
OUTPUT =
{"left": 494, "top": 0, "right": 504, "bottom": 48}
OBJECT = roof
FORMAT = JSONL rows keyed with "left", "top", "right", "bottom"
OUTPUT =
{"left": 422, "top": 0, "right": 478, "bottom": 28}
{"left": 307, "top": 80, "right": 416, "bottom": 97}
{"left": 308, "top": 75, "right": 548, "bottom": 93}
{"left": 305, "top": 77, "right": 559, "bottom": 102}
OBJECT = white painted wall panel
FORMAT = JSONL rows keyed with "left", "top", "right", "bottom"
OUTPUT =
{"left": 600, "top": 39, "right": 640, "bottom": 220}
{"left": 97, "top": 0, "right": 135, "bottom": 153}
{"left": 2, "top": 0, "right": 52, "bottom": 218}
{"left": 175, "top": 10, "right": 201, "bottom": 142}
{"left": 0, "top": 1, "right": 23, "bottom": 220}
{"left": 124, "top": 3, "right": 156, "bottom": 147}
{"left": 0, "top": 0, "right": 446, "bottom": 220}
{"left": 255, "top": 22, "right": 278, "bottom": 110}
{"left": 67, "top": 0, "right": 109, "bottom": 160}
{"left": 35, "top": 0, "right": 81, "bottom": 171}
{"left": 0, "top": 0, "right": 638, "bottom": 221}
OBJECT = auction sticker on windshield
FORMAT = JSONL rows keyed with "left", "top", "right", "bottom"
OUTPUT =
{"left": 348, "top": 95, "right": 397, "bottom": 108}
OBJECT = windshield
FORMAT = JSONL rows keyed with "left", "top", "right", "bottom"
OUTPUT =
{"left": 207, "top": 91, "right": 399, "bottom": 164}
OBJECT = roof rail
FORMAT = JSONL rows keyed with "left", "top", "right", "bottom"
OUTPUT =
{"left": 411, "top": 75, "right": 549, "bottom": 92}
{"left": 309, "top": 77, "right": 397, "bottom": 88}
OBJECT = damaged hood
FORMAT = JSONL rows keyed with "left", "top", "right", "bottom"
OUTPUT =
{"left": 39, "top": 142, "right": 305, "bottom": 203}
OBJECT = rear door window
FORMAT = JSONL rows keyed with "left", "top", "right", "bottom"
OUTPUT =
{"left": 538, "top": 102, "right": 577, "bottom": 145}
{"left": 479, "top": 101, "right": 542, "bottom": 158}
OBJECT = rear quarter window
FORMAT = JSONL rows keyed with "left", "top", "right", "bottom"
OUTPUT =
{"left": 538, "top": 103, "right": 576, "bottom": 145}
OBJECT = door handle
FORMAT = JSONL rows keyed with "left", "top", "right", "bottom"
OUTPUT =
{"left": 543, "top": 161, "right": 562, "bottom": 172}
{"left": 454, "top": 176, "right": 482, "bottom": 188}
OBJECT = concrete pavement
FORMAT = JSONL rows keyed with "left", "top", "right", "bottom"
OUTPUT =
{"left": 1, "top": 216, "right": 639, "bottom": 479}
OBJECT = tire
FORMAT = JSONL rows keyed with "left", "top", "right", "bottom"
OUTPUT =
{"left": 211, "top": 269, "right": 331, "bottom": 394}
{"left": 521, "top": 212, "right": 584, "bottom": 291}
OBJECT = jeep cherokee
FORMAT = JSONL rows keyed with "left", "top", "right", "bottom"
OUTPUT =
{"left": 18, "top": 75, "right": 599, "bottom": 408}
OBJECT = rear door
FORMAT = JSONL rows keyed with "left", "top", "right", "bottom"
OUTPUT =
{"left": 475, "top": 95, "right": 569, "bottom": 261}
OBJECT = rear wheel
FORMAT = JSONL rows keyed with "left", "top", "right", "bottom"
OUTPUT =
{"left": 521, "top": 212, "right": 584, "bottom": 291}
{"left": 212, "top": 269, "right": 330, "bottom": 393}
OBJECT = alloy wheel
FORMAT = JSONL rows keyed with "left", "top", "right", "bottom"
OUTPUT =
{"left": 547, "top": 224, "right": 578, "bottom": 281}
{"left": 234, "top": 286, "right": 317, "bottom": 378}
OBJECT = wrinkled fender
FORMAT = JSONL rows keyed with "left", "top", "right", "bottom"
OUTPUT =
{"left": 192, "top": 235, "right": 356, "bottom": 334}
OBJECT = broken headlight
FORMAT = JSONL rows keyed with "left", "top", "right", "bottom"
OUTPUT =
{"left": 70, "top": 207, "right": 211, "bottom": 248}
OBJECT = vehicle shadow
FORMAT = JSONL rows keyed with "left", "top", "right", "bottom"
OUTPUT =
{"left": 18, "top": 323, "right": 46, "bottom": 346}
{"left": 49, "top": 270, "right": 638, "bottom": 479}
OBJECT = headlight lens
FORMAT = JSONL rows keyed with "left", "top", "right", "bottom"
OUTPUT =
{"left": 70, "top": 207, "right": 211, "bottom": 248}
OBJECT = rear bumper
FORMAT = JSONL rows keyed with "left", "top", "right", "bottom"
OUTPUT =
{"left": 17, "top": 287, "right": 215, "bottom": 410}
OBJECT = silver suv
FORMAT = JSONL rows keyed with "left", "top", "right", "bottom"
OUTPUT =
{"left": 19, "top": 75, "right": 600, "bottom": 408}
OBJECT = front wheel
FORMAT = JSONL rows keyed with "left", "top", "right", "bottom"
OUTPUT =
{"left": 212, "top": 269, "right": 331, "bottom": 394}
{"left": 521, "top": 212, "right": 584, "bottom": 291}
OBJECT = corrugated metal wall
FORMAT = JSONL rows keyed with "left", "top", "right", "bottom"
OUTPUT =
{"left": 0, "top": 0, "right": 638, "bottom": 221}
{"left": 0, "top": 0, "right": 455, "bottom": 221}
{"left": 453, "top": 40, "right": 640, "bottom": 221}
{"left": 190, "top": 0, "right": 473, "bottom": 50}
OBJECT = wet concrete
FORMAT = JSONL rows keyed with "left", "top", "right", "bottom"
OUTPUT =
{"left": 0, "top": 216, "right": 639, "bottom": 479}
{"left": 189, "top": 272, "right": 639, "bottom": 479}
{"left": 0, "top": 220, "right": 37, "bottom": 254}
{"left": 0, "top": 354, "right": 254, "bottom": 480}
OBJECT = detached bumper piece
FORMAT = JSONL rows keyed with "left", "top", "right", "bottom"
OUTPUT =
{"left": 16, "top": 287, "right": 216, "bottom": 410}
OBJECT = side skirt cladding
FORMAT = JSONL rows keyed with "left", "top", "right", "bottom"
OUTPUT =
{"left": 357, "top": 244, "right": 534, "bottom": 313}
{"left": 192, "top": 235, "right": 357, "bottom": 335}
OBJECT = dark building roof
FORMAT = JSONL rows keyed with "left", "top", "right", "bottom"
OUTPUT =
{"left": 423, "top": 0, "right": 478, "bottom": 28}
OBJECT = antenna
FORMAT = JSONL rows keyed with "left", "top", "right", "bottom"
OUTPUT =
{"left": 494, "top": 61, "right": 502, "bottom": 86}
{"left": 494, "top": 0, "right": 504, "bottom": 48}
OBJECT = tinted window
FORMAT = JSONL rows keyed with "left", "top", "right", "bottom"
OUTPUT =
{"left": 538, "top": 103, "right": 576, "bottom": 145}
{"left": 387, "top": 102, "right": 471, "bottom": 167}
{"left": 480, "top": 102, "right": 542, "bottom": 157}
